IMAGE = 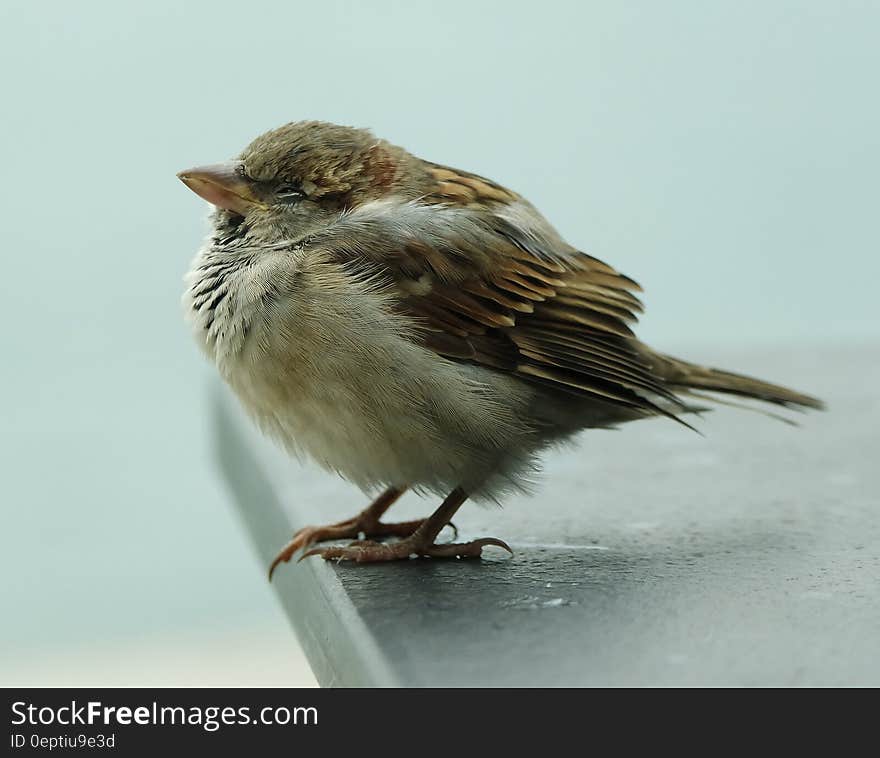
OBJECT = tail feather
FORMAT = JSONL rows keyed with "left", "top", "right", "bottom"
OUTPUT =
{"left": 653, "top": 353, "right": 825, "bottom": 411}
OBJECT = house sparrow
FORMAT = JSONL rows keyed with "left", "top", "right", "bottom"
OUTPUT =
{"left": 178, "top": 121, "right": 823, "bottom": 577}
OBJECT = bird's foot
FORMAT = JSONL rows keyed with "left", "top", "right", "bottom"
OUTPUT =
{"left": 299, "top": 535, "right": 513, "bottom": 563}
{"left": 269, "top": 515, "right": 452, "bottom": 578}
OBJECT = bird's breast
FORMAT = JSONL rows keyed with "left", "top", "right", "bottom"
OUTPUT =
{"left": 185, "top": 246, "right": 538, "bottom": 496}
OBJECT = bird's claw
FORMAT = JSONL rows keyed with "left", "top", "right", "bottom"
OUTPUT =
{"left": 268, "top": 524, "right": 337, "bottom": 580}
{"left": 425, "top": 536, "right": 513, "bottom": 559}
{"left": 298, "top": 535, "right": 513, "bottom": 563}
{"left": 269, "top": 518, "right": 462, "bottom": 578}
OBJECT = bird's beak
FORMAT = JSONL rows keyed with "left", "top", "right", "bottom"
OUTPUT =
{"left": 177, "top": 161, "right": 265, "bottom": 215}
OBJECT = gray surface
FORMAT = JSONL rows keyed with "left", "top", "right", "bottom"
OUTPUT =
{"left": 216, "top": 344, "right": 879, "bottom": 686}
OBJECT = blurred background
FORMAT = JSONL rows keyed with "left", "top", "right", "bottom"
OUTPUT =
{"left": 1, "top": 0, "right": 877, "bottom": 686}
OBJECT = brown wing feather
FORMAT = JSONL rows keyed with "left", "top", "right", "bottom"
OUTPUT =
{"left": 324, "top": 162, "right": 687, "bottom": 419}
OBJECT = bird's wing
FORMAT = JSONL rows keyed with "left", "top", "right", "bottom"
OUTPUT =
{"left": 317, "top": 162, "right": 684, "bottom": 417}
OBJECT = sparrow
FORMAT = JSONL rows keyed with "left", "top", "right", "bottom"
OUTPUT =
{"left": 178, "top": 121, "right": 823, "bottom": 577}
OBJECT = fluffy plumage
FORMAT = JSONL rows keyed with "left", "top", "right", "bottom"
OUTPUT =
{"left": 180, "top": 121, "right": 823, "bottom": 567}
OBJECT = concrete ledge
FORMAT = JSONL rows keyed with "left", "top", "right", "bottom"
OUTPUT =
{"left": 214, "top": 344, "right": 880, "bottom": 686}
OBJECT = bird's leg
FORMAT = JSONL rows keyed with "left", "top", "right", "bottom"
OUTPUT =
{"left": 270, "top": 486, "right": 449, "bottom": 578}
{"left": 300, "top": 487, "right": 512, "bottom": 563}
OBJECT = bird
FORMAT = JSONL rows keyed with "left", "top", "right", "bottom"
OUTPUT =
{"left": 178, "top": 120, "right": 823, "bottom": 577}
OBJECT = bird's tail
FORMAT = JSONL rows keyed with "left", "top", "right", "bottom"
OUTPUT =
{"left": 652, "top": 353, "right": 825, "bottom": 412}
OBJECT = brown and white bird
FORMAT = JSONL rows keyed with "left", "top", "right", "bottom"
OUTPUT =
{"left": 178, "top": 121, "right": 823, "bottom": 576}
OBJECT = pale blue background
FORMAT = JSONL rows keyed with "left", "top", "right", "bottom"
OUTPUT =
{"left": 1, "top": 0, "right": 877, "bottom": 683}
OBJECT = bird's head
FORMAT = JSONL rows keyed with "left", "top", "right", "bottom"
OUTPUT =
{"left": 178, "top": 121, "right": 428, "bottom": 244}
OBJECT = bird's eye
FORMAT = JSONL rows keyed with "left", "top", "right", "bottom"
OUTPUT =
{"left": 276, "top": 183, "right": 305, "bottom": 202}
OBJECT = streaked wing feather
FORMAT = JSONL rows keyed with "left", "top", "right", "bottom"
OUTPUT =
{"left": 321, "top": 162, "right": 685, "bottom": 420}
